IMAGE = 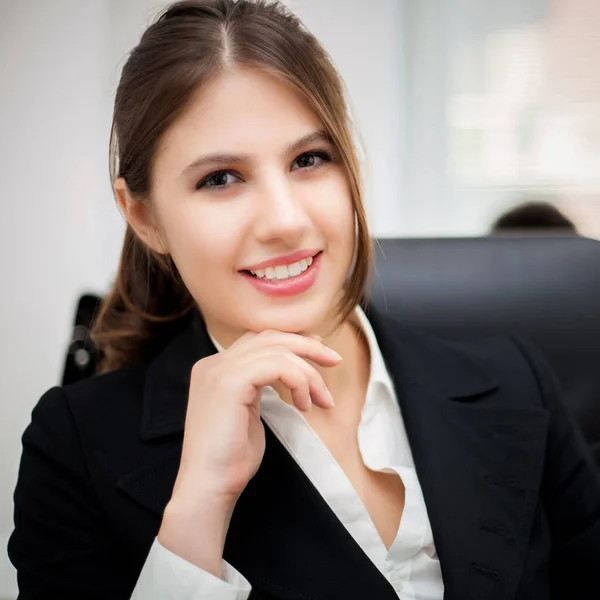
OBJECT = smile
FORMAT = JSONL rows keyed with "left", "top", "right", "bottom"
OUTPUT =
{"left": 240, "top": 251, "right": 322, "bottom": 297}
{"left": 248, "top": 255, "right": 314, "bottom": 281}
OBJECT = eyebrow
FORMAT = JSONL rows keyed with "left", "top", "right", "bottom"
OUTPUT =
{"left": 181, "top": 130, "right": 331, "bottom": 176}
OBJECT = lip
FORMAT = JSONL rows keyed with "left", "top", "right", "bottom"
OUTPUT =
{"left": 240, "top": 248, "right": 322, "bottom": 272}
{"left": 240, "top": 251, "right": 322, "bottom": 298}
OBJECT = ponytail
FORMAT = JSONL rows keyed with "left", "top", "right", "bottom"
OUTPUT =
{"left": 91, "top": 226, "right": 194, "bottom": 372}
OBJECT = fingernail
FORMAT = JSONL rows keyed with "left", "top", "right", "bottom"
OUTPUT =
{"left": 326, "top": 348, "right": 343, "bottom": 361}
{"left": 311, "top": 333, "right": 324, "bottom": 342}
{"left": 326, "top": 389, "right": 335, "bottom": 407}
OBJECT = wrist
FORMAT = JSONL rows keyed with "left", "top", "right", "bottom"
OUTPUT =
{"left": 169, "top": 473, "right": 239, "bottom": 516}
{"left": 158, "top": 494, "right": 235, "bottom": 577}
{"left": 164, "top": 489, "right": 235, "bottom": 525}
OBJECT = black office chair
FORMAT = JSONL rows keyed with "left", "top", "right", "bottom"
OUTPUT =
{"left": 62, "top": 236, "right": 600, "bottom": 465}
{"left": 61, "top": 294, "right": 103, "bottom": 386}
{"left": 370, "top": 236, "right": 600, "bottom": 465}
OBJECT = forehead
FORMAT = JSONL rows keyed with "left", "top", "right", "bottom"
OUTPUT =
{"left": 157, "top": 68, "right": 325, "bottom": 165}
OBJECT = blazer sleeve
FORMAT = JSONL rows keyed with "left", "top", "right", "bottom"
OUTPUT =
{"left": 511, "top": 336, "right": 600, "bottom": 595}
{"left": 7, "top": 387, "right": 134, "bottom": 599}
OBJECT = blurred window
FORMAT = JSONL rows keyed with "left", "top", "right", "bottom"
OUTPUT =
{"left": 403, "top": 0, "right": 600, "bottom": 237}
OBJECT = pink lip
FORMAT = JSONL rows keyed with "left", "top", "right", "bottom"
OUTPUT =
{"left": 240, "top": 252, "right": 322, "bottom": 298}
{"left": 241, "top": 248, "right": 321, "bottom": 272}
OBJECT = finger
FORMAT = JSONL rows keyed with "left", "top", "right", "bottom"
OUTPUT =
{"left": 245, "top": 330, "right": 343, "bottom": 367}
{"left": 237, "top": 354, "right": 312, "bottom": 411}
{"left": 280, "top": 351, "right": 335, "bottom": 410}
{"left": 244, "top": 349, "right": 335, "bottom": 410}
{"left": 278, "top": 370, "right": 312, "bottom": 412}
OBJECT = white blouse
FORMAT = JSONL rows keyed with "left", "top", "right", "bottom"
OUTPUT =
{"left": 132, "top": 307, "right": 444, "bottom": 600}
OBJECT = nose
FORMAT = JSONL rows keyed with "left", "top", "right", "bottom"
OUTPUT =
{"left": 252, "top": 175, "right": 311, "bottom": 246}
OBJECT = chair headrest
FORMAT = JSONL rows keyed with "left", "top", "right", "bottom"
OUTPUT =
{"left": 370, "top": 236, "right": 600, "bottom": 457}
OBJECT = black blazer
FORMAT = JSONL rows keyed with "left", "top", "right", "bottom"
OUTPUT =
{"left": 8, "top": 307, "right": 600, "bottom": 600}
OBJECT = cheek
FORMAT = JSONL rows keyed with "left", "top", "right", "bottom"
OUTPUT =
{"left": 155, "top": 202, "right": 237, "bottom": 275}
{"left": 312, "top": 176, "right": 355, "bottom": 243}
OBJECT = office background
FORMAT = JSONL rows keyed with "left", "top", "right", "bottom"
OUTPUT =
{"left": 1, "top": 0, "right": 599, "bottom": 595}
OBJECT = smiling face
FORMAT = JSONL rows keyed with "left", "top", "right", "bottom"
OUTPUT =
{"left": 124, "top": 68, "right": 356, "bottom": 345}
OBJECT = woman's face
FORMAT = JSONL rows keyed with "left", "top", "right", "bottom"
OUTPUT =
{"left": 148, "top": 68, "right": 355, "bottom": 343}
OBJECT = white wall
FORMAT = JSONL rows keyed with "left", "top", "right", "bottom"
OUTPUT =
{"left": 283, "top": 0, "right": 406, "bottom": 235}
{"left": 0, "top": 0, "right": 404, "bottom": 595}
{"left": 0, "top": 2, "right": 113, "bottom": 596}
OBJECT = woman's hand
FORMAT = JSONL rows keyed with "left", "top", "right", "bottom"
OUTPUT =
{"left": 158, "top": 330, "right": 341, "bottom": 575}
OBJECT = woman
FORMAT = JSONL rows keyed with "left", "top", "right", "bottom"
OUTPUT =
{"left": 8, "top": 1, "right": 600, "bottom": 599}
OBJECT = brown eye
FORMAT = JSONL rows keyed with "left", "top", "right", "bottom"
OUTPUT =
{"left": 297, "top": 154, "right": 316, "bottom": 168}
{"left": 196, "top": 170, "right": 240, "bottom": 190}
{"left": 291, "top": 150, "right": 333, "bottom": 171}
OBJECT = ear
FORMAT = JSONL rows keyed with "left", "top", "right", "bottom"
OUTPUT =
{"left": 114, "top": 177, "right": 168, "bottom": 255}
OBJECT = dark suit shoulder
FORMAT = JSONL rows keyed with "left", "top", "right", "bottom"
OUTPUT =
{"left": 376, "top": 313, "right": 546, "bottom": 409}
{"left": 60, "top": 363, "right": 147, "bottom": 405}
{"left": 432, "top": 331, "right": 547, "bottom": 400}
{"left": 438, "top": 331, "right": 552, "bottom": 409}
{"left": 28, "top": 365, "right": 149, "bottom": 466}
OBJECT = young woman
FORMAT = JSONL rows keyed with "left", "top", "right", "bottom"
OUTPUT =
{"left": 8, "top": 1, "right": 600, "bottom": 599}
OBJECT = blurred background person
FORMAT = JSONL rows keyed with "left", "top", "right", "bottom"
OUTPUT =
{"left": 491, "top": 200, "right": 579, "bottom": 233}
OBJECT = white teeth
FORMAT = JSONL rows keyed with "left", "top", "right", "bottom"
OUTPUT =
{"left": 249, "top": 256, "right": 315, "bottom": 281}
{"left": 275, "top": 265, "right": 289, "bottom": 279}
{"left": 288, "top": 262, "right": 302, "bottom": 277}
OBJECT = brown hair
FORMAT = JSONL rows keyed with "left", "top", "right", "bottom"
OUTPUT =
{"left": 93, "top": 0, "right": 373, "bottom": 372}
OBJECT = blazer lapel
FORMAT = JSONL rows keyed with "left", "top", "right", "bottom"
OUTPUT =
{"left": 367, "top": 307, "right": 549, "bottom": 600}
{"left": 224, "top": 426, "right": 399, "bottom": 600}
{"left": 117, "top": 312, "right": 398, "bottom": 600}
{"left": 118, "top": 306, "right": 550, "bottom": 600}
{"left": 118, "top": 429, "right": 399, "bottom": 599}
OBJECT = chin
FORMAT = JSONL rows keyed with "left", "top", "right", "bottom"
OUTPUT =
{"left": 242, "top": 297, "right": 334, "bottom": 334}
